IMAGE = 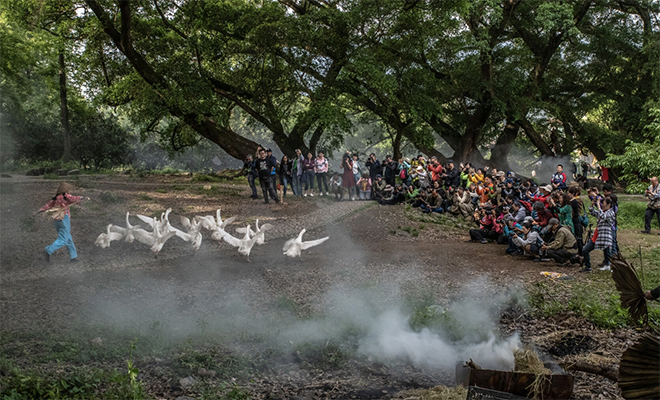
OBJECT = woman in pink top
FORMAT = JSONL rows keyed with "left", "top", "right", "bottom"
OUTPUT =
{"left": 37, "top": 182, "right": 85, "bottom": 263}
{"left": 314, "top": 151, "right": 329, "bottom": 196}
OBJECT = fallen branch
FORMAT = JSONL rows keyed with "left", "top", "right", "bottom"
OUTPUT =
{"left": 561, "top": 361, "right": 619, "bottom": 382}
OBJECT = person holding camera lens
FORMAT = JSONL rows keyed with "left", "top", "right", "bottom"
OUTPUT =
{"left": 641, "top": 176, "right": 660, "bottom": 234}
{"left": 469, "top": 205, "right": 502, "bottom": 244}
{"left": 366, "top": 153, "right": 381, "bottom": 180}
{"left": 578, "top": 196, "right": 615, "bottom": 272}
{"left": 243, "top": 154, "right": 258, "bottom": 199}
{"left": 291, "top": 148, "right": 304, "bottom": 197}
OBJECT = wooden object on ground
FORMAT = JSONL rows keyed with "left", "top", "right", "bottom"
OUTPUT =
{"left": 618, "top": 333, "right": 660, "bottom": 400}
{"left": 561, "top": 361, "right": 619, "bottom": 382}
{"left": 468, "top": 369, "right": 574, "bottom": 400}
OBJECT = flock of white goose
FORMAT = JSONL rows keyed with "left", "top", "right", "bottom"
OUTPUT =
{"left": 94, "top": 208, "right": 329, "bottom": 261}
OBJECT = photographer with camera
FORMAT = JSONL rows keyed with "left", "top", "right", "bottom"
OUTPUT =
{"left": 365, "top": 153, "right": 381, "bottom": 180}
{"left": 511, "top": 222, "right": 542, "bottom": 256}
{"left": 243, "top": 154, "right": 258, "bottom": 199}
{"left": 469, "top": 205, "right": 502, "bottom": 244}
{"left": 641, "top": 176, "right": 660, "bottom": 234}
{"left": 291, "top": 148, "right": 305, "bottom": 197}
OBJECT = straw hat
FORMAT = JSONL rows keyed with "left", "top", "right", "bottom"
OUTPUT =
{"left": 56, "top": 182, "right": 74, "bottom": 195}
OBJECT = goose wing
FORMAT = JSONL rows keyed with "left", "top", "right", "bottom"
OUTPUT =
{"left": 282, "top": 238, "right": 296, "bottom": 252}
{"left": 136, "top": 214, "right": 156, "bottom": 228}
{"left": 132, "top": 228, "right": 156, "bottom": 246}
{"left": 109, "top": 225, "right": 128, "bottom": 235}
{"left": 300, "top": 236, "right": 329, "bottom": 250}
{"left": 180, "top": 216, "right": 191, "bottom": 230}
{"left": 221, "top": 231, "right": 242, "bottom": 247}
{"left": 219, "top": 216, "right": 237, "bottom": 229}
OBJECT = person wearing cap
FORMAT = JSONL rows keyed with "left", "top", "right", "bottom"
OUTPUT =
{"left": 377, "top": 184, "right": 395, "bottom": 205}
{"left": 540, "top": 218, "right": 579, "bottom": 265}
{"left": 411, "top": 165, "right": 429, "bottom": 189}
{"left": 372, "top": 174, "right": 386, "bottom": 200}
{"left": 398, "top": 157, "right": 412, "bottom": 187}
{"left": 503, "top": 216, "right": 524, "bottom": 255}
{"left": 641, "top": 176, "right": 660, "bottom": 235}
{"left": 551, "top": 164, "right": 567, "bottom": 191}
{"left": 530, "top": 184, "right": 553, "bottom": 206}
{"left": 37, "top": 182, "right": 86, "bottom": 263}
{"left": 329, "top": 171, "right": 344, "bottom": 200}
{"left": 501, "top": 179, "right": 520, "bottom": 200}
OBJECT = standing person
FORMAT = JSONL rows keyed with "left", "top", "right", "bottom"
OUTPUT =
{"left": 291, "top": 148, "right": 304, "bottom": 197}
{"left": 568, "top": 187, "right": 585, "bottom": 254}
{"left": 279, "top": 155, "right": 293, "bottom": 198}
{"left": 256, "top": 149, "right": 280, "bottom": 204}
{"left": 37, "top": 182, "right": 86, "bottom": 263}
{"left": 243, "top": 154, "right": 258, "bottom": 199}
{"left": 399, "top": 157, "right": 412, "bottom": 187}
{"left": 340, "top": 154, "right": 356, "bottom": 200}
{"left": 314, "top": 151, "right": 330, "bottom": 196}
{"left": 382, "top": 155, "right": 398, "bottom": 186}
{"left": 365, "top": 153, "right": 381, "bottom": 180}
{"left": 302, "top": 152, "right": 316, "bottom": 196}
{"left": 579, "top": 197, "right": 615, "bottom": 272}
{"left": 642, "top": 176, "right": 660, "bottom": 234}
{"left": 427, "top": 157, "right": 443, "bottom": 184}
{"left": 266, "top": 149, "right": 278, "bottom": 188}
{"left": 443, "top": 161, "right": 461, "bottom": 188}
{"left": 549, "top": 193, "right": 574, "bottom": 233}
{"left": 351, "top": 154, "right": 361, "bottom": 195}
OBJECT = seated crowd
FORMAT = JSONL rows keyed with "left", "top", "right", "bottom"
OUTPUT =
{"left": 244, "top": 147, "right": 631, "bottom": 273}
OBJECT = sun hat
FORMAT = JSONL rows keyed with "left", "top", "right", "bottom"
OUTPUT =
{"left": 416, "top": 166, "right": 424, "bottom": 171}
{"left": 496, "top": 171, "right": 505, "bottom": 177}
{"left": 542, "top": 184, "right": 553, "bottom": 193}
{"left": 384, "top": 185, "right": 393, "bottom": 191}
{"left": 56, "top": 182, "right": 74, "bottom": 195}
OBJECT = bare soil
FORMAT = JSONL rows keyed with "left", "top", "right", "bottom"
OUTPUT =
{"left": 0, "top": 174, "right": 655, "bottom": 400}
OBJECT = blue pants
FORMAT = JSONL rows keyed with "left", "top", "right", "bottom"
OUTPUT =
{"left": 45, "top": 215, "right": 77, "bottom": 259}
{"left": 281, "top": 176, "right": 290, "bottom": 196}
{"left": 292, "top": 173, "right": 302, "bottom": 196}
{"left": 421, "top": 204, "right": 443, "bottom": 213}
{"left": 582, "top": 239, "right": 610, "bottom": 269}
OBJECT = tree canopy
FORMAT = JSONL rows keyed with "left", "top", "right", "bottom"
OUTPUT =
{"left": 1, "top": 0, "right": 658, "bottom": 172}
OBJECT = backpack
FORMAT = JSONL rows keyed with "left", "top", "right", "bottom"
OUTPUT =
{"left": 400, "top": 168, "right": 408, "bottom": 180}
{"left": 578, "top": 200, "right": 589, "bottom": 227}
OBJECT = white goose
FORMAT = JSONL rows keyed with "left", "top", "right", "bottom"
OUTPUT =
{"left": 235, "top": 219, "right": 266, "bottom": 245}
{"left": 283, "top": 229, "right": 329, "bottom": 259}
{"left": 178, "top": 216, "right": 204, "bottom": 250}
{"left": 123, "top": 212, "right": 143, "bottom": 243}
{"left": 132, "top": 217, "right": 177, "bottom": 254}
{"left": 95, "top": 224, "right": 125, "bottom": 248}
{"left": 222, "top": 223, "right": 273, "bottom": 261}
{"left": 196, "top": 208, "right": 236, "bottom": 241}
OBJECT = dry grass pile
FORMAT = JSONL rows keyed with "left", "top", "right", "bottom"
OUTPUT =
{"left": 397, "top": 385, "right": 468, "bottom": 400}
{"left": 515, "top": 347, "right": 552, "bottom": 400}
{"left": 514, "top": 348, "right": 551, "bottom": 375}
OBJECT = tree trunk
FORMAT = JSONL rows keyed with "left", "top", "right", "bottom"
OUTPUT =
{"left": 59, "top": 49, "right": 72, "bottom": 163}
{"left": 391, "top": 127, "right": 403, "bottom": 160}
{"left": 490, "top": 121, "right": 519, "bottom": 171}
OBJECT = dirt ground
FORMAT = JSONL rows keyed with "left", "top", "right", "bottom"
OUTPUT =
{"left": 0, "top": 174, "right": 656, "bottom": 399}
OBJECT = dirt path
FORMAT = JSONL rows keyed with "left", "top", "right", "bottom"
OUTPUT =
{"left": 0, "top": 175, "right": 649, "bottom": 399}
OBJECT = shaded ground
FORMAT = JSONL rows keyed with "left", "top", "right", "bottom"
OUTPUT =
{"left": 0, "top": 174, "right": 658, "bottom": 399}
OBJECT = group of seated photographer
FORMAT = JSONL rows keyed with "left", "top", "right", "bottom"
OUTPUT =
{"left": 368, "top": 158, "right": 618, "bottom": 273}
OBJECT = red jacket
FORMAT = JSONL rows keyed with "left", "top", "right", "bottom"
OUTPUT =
{"left": 428, "top": 164, "right": 443, "bottom": 182}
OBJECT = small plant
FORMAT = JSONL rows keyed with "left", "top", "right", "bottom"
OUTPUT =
{"left": 155, "top": 188, "right": 167, "bottom": 193}
{"left": 43, "top": 173, "right": 59, "bottom": 180}
{"left": 191, "top": 174, "right": 222, "bottom": 183}
{"left": 137, "top": 194, "right": 153, "bottom": 201}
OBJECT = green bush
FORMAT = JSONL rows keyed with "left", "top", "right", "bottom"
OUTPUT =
{"left": 43, "top": 173, "right": 59, "bottom": 180}
{"left": 191, "top": 173, "right": 222, "bottom": 183}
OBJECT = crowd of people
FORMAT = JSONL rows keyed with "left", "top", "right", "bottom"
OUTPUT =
{"left": 243, "top": 147, "right": 660, "bottom": 272}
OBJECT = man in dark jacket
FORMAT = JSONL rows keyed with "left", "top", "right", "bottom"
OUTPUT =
{"left": 443, "top": 161, "right": 461, "bottom": 188}
{"left": 256, "top": 149, "right": 280, "bottom": 204}
{"left": 365, "top": 153, "right": 382, "bottom": 180}
{"left": 382, "top": 155, "right": 398, "bottom": 186}
{"left": 645, "top": 285, "right": 660, "bottom": 300}
{"left": 540, "top": 218, "right": 578, "bottom": 265}
{"left": 243, "top": 154, "right": 258, "bottom": 199}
